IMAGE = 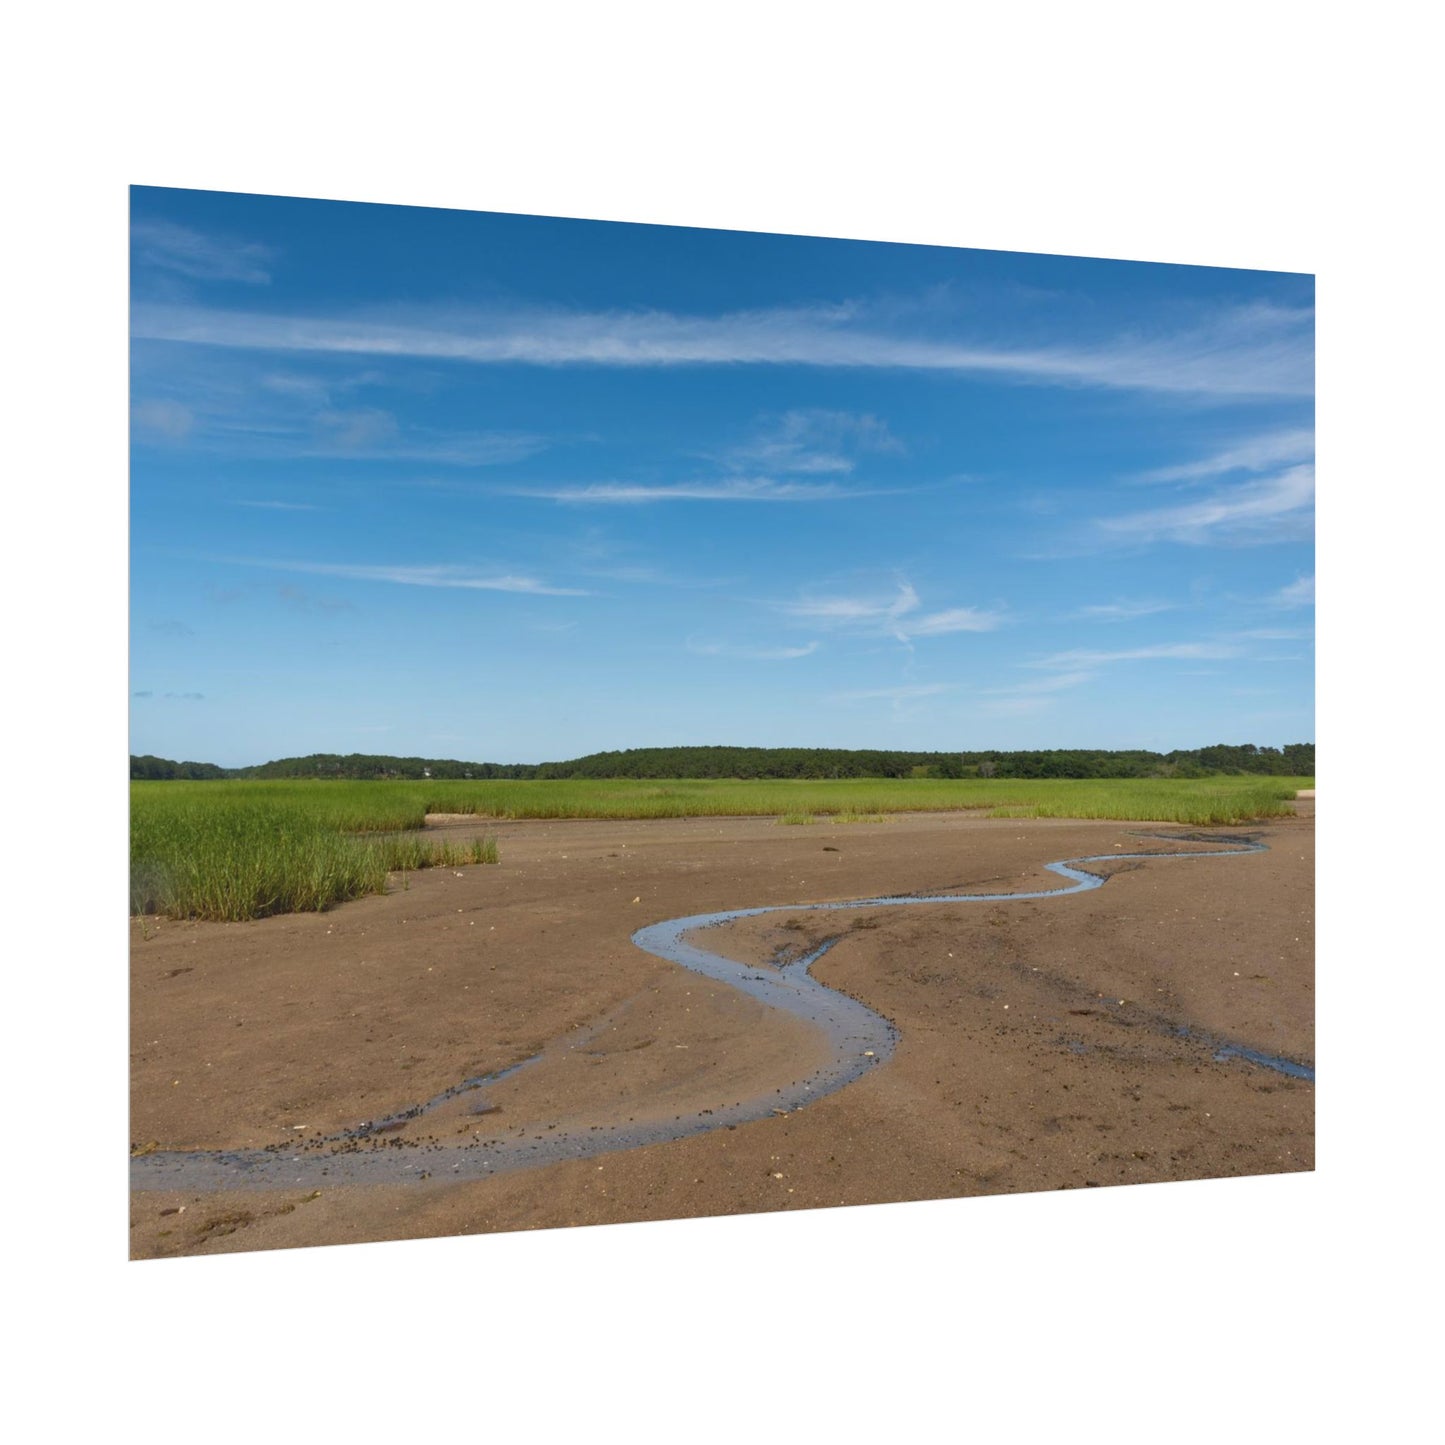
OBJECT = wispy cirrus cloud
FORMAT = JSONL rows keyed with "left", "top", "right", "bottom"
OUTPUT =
{"left": 1270, "top": 574, "right": 1315, "bottom": 608}
{"left": 1230, "top": 626, "right": 1313, "bottom": 641}
{"left": 829, "top": 683, "right": 952, "bottom": 703}
{"left": 130, "top": 297, "right": 1313, "bottom": 397}
{"left": 132, "top": 394, "right": 546, "bottom": 467}
{"left": 231, "top": 500, "right": 320, "bottom": 512}
{"left": 132, "top": 397, "right": 196, "bottom": 440}
{"left": 216, "top": 557, "right": 590, "bottom": 596}
{"left": 1095, "top": 464, "right": 1314, "bottom": 546}
{"left": 780, "top": 584, "right": 921, "bottom": 624}
{"left": 778, "top": 582, "right": 1004, "bottom": 640}
{"left": 1072, "top": 600, "right": 1179, "bottom": 622}
{"left": 1028, "top": 625, "right": 1313, "bottom": 679}
{"left": 315, "top": 417, "right": 544, "bottom": 466}
{"left": 987, "top": 670, "right": 1095, "bottom": 695}
{"left": 1135, "top": 427, "right": 1314, "bottom": 485}
{"left": 276, "top": 584, "right": 355, "bottom": 614}
{"left": 130, "top": 350, "right": 547, "bottom": 467}
{"left": 509, "top": 477, "right": 881, "bottom": 505}
{"left": 717, "top": 409, "right": 905, "bottom": 476}
{"left": 132, "top": 220, "right": 276, "bottom": 285}
{"left": 1030, "top": 641, "right": 1242, "bottom": 669}
{"left": 687, "top": 639, "right": 820, "bottom": 661}
{"left": 258, "top": 369, "right": 382, "bottom": 402}
{"left": 902, "top": 607, "right": 1003, "bottom": 637}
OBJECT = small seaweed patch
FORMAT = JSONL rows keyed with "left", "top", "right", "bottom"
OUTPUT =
{"left": 193, "top": 1209, "right": 259, "bottom": 1241}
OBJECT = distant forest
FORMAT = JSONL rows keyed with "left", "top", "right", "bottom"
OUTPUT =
{"left": 131, "top": 742, "right": 1315, "bottom": 782}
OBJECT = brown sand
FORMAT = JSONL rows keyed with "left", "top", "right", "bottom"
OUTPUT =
{"left": 130, "top": 806, "right": 1313, "bottom": 1258}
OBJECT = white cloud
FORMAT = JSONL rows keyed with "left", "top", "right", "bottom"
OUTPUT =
{"left": 777, "top": 582, "right": 1003, "bottom": 641}
{"left": 348, "top": 429, "right": 546, "bottom": 466}
{"left": 131, "top": 297, "right": 1314, "bottom": 397}
{"left": 132, "top": 220, "right": 276, "bottom": 284}
{"left": 1136, "top": 428, "right": 1315, "bottom": 484}
{"left": 232, "top": 500, "right": 319, "bottom": 511}
{"left": 258, "top": 371, "right": 335, "bottom": 401}
{"left": 129, "top": 351, "right": 545, "bottom": 466}
{"left": 688, "top": 639, "right": 820, "bottom": 661}
{"left": 291, "top": 408, "right": 534, "bottom": 464}
{"left": 313, "top": 407, "right": 399, "bottom": 450}
{"left": 1096, "top": 464, "right": 1314, "bottom": 546}
{"left": 1073, "top": 600, "right": 1178, "bottom": 622}
{"left": 276, "top": 584, "right": 354, "bottom": 614}
{"left": 830, "top": 683, "right": 952, "bottom": 703}
{"left": 132, "top": 398, "right": 195, "bottom": 439}
{"left": 1031, "top": 642, "right": 1241, "bottom": 669}
{"left": 513, "top": 477, "right": 872, "bottom": 504}
{"left": 220, "top": 557, "right": 590, "bottom": 596}
{"left": 987, "top": 671, "right": 1096, "bottom": 695}
{"left": 143, "top": 404, "right": 543, "bottom": 465}
{"left": 722, "top": 409, "right": 905, "bottom": 476}
{"left": 780, "top": 583, "right": 920, "bottom": 624}
{"left": 1271, "top": 575, "right": 1315, "bottom": 608}
{"left": 903, "top": 607, "right": 1003, "bottom": 636}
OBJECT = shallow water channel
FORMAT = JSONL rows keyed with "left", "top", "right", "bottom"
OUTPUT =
{"left": 131, "top": 833, "right": 1310, "bottom": 1194}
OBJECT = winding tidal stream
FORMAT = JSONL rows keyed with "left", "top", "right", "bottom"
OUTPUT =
{"left": 131, "top": 832, "right": 1309, "bottom": 1194}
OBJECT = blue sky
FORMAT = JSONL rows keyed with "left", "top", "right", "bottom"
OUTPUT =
{"left": 130, "top": 186, "right": 1314, "bottom": 767}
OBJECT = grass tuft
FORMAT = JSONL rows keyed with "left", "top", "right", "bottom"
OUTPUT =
{"left": 131, "top": 789, "right": 499, "bottom": 922}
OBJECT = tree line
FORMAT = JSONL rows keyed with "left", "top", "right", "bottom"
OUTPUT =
{"left": 132, "top": 742, "right": 1314, "bottom": 782}
{"left": 129, "top": 754, "right": 231, "bottom": 780}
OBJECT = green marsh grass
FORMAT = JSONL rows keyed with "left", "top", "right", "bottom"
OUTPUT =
{"left": 131, "top": 786, "right": 499, "bottom": 922}
{"left": 131, "top": 775, "right": 1308, "bottom": 921}
{"left": 978, "top": 778, "right": 1303, "bottom": 825}
{"left": 140, "top": 775, "right": 1306, "bottom": 822}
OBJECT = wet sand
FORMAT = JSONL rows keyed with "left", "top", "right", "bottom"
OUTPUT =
{"left": 130, "top": 806, "right": 1313, "bottom": 1257}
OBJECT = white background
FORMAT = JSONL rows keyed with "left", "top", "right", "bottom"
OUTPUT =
{"left": 6, "top": 2, "right": 1434, "bottom": 1438}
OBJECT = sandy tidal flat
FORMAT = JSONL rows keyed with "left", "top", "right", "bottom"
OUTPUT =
{"left": 130, "top": 807, "right": 1314, "bottom": 1257}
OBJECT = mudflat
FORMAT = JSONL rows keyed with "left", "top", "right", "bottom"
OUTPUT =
{"left": 130, "top": 806, "right": 1313, "bottom": 1257}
